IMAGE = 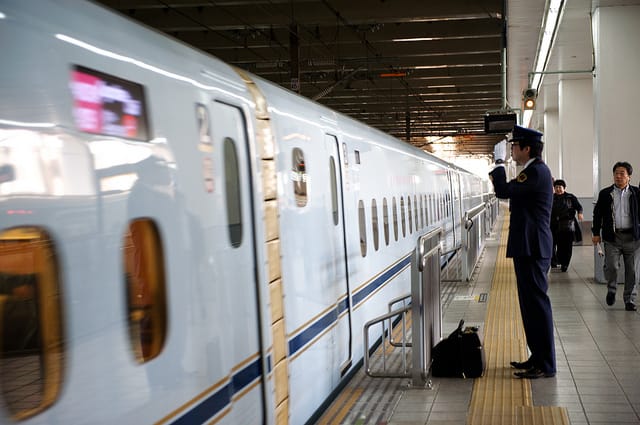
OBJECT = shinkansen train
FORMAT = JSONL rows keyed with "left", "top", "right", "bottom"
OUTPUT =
{"left": 0, "top": 1, "right": 493, "bottom": 424}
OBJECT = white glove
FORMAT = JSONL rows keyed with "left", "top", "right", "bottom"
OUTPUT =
{"left": 493, "top": 140, "right": 507, "bottom": 163}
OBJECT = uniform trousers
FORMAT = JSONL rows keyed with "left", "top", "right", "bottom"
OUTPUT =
{"left": 512, "top": 256, "right": 556, "bottom": 374}
{"left": 555, "top": 229, "right": 575, "bottom": 268}
{"left": 604, "top": 232, "right": 640, "bottom": 304}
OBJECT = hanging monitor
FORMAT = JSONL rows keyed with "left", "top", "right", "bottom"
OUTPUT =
{"left": 484, "top": 113, "right": 517, "bottom": 134}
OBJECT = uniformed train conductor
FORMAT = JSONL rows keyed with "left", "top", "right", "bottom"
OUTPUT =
{"left": 489, "top": 125, "right": 556, "bottom": 379}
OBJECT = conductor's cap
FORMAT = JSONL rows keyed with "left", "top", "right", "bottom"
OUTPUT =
{"left": 509, "top": 125, "right": 543, "bottom": 145}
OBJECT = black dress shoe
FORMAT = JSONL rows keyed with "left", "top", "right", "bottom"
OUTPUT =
{"left": 625, "top": 302, "right": 637, "bottom": 311}
{"left": 606, "top": 292, "right": 616, "bottom": 306}
{"left": 510, "top": 360, "right": 533, "bottom": 369}
{"left": 514, "top": 367, "right": 555, "bottom": 379}
{"left": 560, "top": 265, "right": 567, "bottom": 272}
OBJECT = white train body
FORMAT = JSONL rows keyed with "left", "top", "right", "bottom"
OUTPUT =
{"left": 0, "top": 1, "right": 490, "bottom": 424}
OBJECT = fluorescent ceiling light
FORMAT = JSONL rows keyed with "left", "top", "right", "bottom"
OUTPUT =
{"left": 531, "top": 0, "right": 565, "bottom": 91}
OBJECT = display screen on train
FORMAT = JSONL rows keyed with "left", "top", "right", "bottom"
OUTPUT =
{"left": 70, "top": 65, "right": 150, "bottom": 141}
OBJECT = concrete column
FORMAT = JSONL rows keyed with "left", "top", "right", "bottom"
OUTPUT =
{"left": 558, "top": 78, "right": 594, "bottom": 201}
{"left": 543, "top": 85, "right": 560, "bottom": 179}
{"left": 593, "top": 5, "right": 640, "bottom": 194}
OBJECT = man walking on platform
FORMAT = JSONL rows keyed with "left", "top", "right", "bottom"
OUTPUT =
{"left": 591, "top": 162, "right": 640, "bottom": 311}
{"left": 489, "top": 125, "right": 556, "bottom": 379}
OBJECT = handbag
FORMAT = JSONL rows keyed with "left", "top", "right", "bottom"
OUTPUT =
{"left": 431, "top": 319, "right": 485, "bottom": 378}
{"left": 573, "top": 217, "right": 583, "bottom": 243}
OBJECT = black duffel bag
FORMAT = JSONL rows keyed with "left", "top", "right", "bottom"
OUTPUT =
{"left": 431, "top": 319, "right": 485, "bottom": 378}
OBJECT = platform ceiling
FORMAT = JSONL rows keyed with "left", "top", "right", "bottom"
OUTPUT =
{"left": 93, "top": 0, "right": 605, "bottom": 157}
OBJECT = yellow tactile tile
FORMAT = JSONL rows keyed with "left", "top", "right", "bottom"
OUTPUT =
{"left": 467, "top": 214, "right": 569, "bottom": 425}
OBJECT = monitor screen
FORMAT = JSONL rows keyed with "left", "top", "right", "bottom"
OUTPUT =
{"left": 70, "top": 65, "right": 150, "bottom": 141}
{"left": 484, "top": 113, "right": 516, "bottom": 134}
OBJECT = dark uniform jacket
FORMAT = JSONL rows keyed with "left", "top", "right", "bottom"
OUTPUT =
{"left": 591, "top": 184, "right": 640, "bottom": 242}
{"left": 551, "top": 192, "right": 583, "bottom": 234}
{"left": 489, "top": 158, "right": 553, "bottom": 258}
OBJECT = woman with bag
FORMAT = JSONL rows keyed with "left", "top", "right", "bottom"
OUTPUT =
{"left": 551, "top": 179, "right": 583, "bottom": 272}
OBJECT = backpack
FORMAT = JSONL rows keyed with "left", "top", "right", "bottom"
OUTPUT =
{"left": 431, "top": 319, "right": 486, "bottom": 378}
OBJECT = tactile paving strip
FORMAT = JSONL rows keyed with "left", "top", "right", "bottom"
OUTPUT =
{"left": 467, "top": 216, "right": 569, "bottom": 425}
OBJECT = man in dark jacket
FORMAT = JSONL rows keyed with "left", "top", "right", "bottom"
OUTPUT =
{"left": 489, "top": 125, "right": 556, "bottom": 379}
{"left": 591, "top": 162, "right": 640, "bottom": 311}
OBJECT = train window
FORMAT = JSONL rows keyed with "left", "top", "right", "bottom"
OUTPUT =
{"left": 292, "top": 148, "right": 307, "bottom": 207}
{"left": 413, "top": 195, "right": 423, "bottom": 229}
{"left": 329, "top": 157, "right": 339, "bottom": 225}
{"left": 392, "top": 197, "right": 399, "bottom": 242}
{"left": 371, "top": 199, "right": 379, "bottom": 251}
{"left": 414, "top": 195, "right": 419, "bottom": 230}
{"left": 421, "top": 195, "right": 426, "bottom": 228}
{"left": 382, "top": 198, "right": 390, "bottom": 246}
{"left": 433, "top": 194, "right": 437, "bottom": 221}
{"left": 358, "top": 200, "right": 367, "bottom": 257}
{"left": 225, "top": 138, "right": 243, "bottom": 247}
{"left": 0, "top": 227, "right": 65, "bottom": 420}
{"left": 445, "top": 193, "right": 450, "bottom": 217}
{"left": 407, "top": 196, "right": 413, "bottom": 234}
{"left": 123, "top": 219, "right": 168, "bottom": 364}
{"left": 430, "top": 194, "right": 435, "bottom": 224}
{"left": 400, "top": 196, "right": 406, "bottom": 237}
{"left": 424, "top": 195, "right": 429, "bottom": 226}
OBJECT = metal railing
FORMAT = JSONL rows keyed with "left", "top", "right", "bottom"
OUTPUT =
{"left": 363, "top": 306, "right": 412, "bottom": 378}
{"left": 462, "top": 203, "right": 487, "bottom": 281}
{"left": 388, "top": 293, "right": 411, "bottom": 348}
{"left": 363, "top": 228, "right": 442, "bottom": 386}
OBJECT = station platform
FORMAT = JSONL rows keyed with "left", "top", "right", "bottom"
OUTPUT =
{"left": 314, "top": 209, "right": 640, "bottom": 425}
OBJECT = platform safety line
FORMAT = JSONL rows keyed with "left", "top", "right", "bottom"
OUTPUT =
{"left": 315, "top": 310, "right": 411, "bottom": 424}
{"left": 315, "top": 387, "right": 363, "bottom": 425}
{"left": 467, "top": 212, "right": 569, "bottom": 425}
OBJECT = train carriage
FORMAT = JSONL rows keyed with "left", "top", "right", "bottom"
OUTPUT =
{"left": 0, "top": 1, "right": 490, "bottom": 424}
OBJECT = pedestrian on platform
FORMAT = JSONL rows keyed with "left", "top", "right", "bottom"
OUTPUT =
{"left": 489, "top": 125, "right": 556, "bottom": 379}
{"left": 550, "top": 179, "right": 583, "bottom": 272}
{"left": 591, "top": 161, "right": 640, "bottom": 311}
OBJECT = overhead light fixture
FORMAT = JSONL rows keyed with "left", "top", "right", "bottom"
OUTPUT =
{"left": 379, "top": 72, "right": 407, "bottom": 78}
{"left": 523, "top": 0, "right": 565, "bottom": 126}
{"left": 531, "top": 0, "right": 565, "bottom": 92}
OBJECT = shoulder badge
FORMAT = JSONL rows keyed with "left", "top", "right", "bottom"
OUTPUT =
{"left": 516, "top": 172, "right": 527, "bottom": 183}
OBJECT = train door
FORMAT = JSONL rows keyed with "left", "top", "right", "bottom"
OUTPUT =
{"left": 325, "top": 134, "right": 352, "bottom": 375}
{"left": 205, "top": 101, "right": 265, "bottom": 424}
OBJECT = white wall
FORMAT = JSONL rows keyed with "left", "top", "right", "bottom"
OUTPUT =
{"left": 593, "top": 5, "right": 640, "bottom": 194}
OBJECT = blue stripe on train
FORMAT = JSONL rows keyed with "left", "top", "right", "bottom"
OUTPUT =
{"left": 170, "top": 248, "right": 456, "bottom": 423}
{"left": 351, "top": 255, "right": 412, "bottom": 307}
{"left": 169, "top": 357, "right": 262, "bottom": 425}
{"left": 286, "top": 246, "right": 456, "bottom": 357}
{"left": 288, "top": 253, "right": 412, "bottom": 356}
